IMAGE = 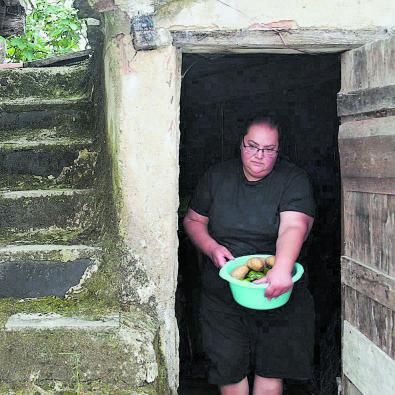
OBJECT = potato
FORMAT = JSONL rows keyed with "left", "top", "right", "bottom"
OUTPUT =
{"left": 246, "top": 257, "right": 265, "bottom": 271}
{"left": 265, "top": 255, "right": 276, "bottom": 268}
{"left": 231, "top": 265, "right": 250, "bottom": 280}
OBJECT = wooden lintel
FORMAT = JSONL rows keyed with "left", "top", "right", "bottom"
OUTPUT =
{"left": 341, "top": 256, "right": 395, "bottom": 310}
{"left": 171, "top": 28, "right": 392, "bottom": 53}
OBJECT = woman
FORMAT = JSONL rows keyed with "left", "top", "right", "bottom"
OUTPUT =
{"left": 183, "top": 117, "right": 315, "bottom": 395}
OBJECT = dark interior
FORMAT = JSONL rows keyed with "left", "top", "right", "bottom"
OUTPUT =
{"left": 177, "top": 53, "right": 341, "bottom": 395}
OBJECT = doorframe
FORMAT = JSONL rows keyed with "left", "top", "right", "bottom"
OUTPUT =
{"left": 172, "top": 27, "right": 390, "bottom": 393}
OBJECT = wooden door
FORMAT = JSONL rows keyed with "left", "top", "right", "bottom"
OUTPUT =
{"left": 338, "top": 37, "right": 395, "bottom": 394}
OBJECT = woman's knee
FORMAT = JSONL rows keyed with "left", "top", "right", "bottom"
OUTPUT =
{"left": 253, "top": 375, "right": 283, "bottom": 395}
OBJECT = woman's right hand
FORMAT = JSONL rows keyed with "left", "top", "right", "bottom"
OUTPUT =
{"left": 208, "top": 244, "right": 234, "bottom": 268}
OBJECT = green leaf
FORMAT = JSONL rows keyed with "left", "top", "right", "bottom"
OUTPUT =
{"left": 5, "top": 0, "right": 85, "bottom": 62}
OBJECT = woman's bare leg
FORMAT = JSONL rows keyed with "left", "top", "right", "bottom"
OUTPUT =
{"left": 220, "top": 377, "right": 249, "bottom": 395}
{"left": 252, "top": 375, "right": 283, "bottom": 395}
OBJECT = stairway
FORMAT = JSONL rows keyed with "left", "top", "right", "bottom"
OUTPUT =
{"left": 0, "top": 60, "right": 164, "bottom": 393}
{"left": 0, "top": 60, "right": 99, "bottom": 298}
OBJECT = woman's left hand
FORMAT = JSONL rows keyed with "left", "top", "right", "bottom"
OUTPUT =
{"left": 254, "top": 267, "right": 293, "bottom": 300}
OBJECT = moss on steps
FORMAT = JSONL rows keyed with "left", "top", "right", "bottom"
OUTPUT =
{"left": 0, "top": 226, "right": 96, "bottom": 246}
{"left": 0, "top": 95, "right": 92, "bottom": 112}
{"left": 0, "top": 61, "right": 92, "bottom": 100}
{"left": 0, "top": 189, "right": 96, "bottom": 230}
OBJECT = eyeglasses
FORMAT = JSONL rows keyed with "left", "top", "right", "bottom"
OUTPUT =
{"left": 242, "top": 137, "right": 279, "bottom": 158}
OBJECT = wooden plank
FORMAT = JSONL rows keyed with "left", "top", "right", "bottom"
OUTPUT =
{"left": 342, "top": 376, "right": 363, "bottom": 395}
{"left": 342, "top": 177, "right": 395, "bottom": 195}
{"left": 342, "top": 284, "right": 357, "bottom": 325}
{"left": 343, "top": 320, "right": 395, "bottom": 395}
{"left": 339, "top": 135, "right": 395, "bottom": 178}
{"left": 337, "top": 85, "right": 395, "bottom": 117}
{"left": 341, "top": 257, "right": 395, "bottom": 310}
{"left": 172, "top": 29, "right": 392, "bottom": 53}
{"left": 392, "top": 310, "right": 395, "bottom": 358}
{"left": 341, "top": 36, "right": 395, "bottom": 92}
{"left": 24, "top": 50, "right": 92, "bottom": 68}
{"left": 338, "top": 117, "right": 395, "bottom": 179}
{"left": 343, "top": 192, "right": 394, "bottom": 275}
{"left": 342, "top": 284, "right": 394, "bottom": 358}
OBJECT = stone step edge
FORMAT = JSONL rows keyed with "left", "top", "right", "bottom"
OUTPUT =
{"left": 0, "top": 226, "right": 94, "bottom": 245}
{"left": 0, "top": 96, "right": 91, "bottom": 110}
{"left": 0, "top": 188, "right": 94, "bottom": 199}
{"left": 0, "top": 58, "right": 91, "bottom": 74}
{"left": 0, "top": 138, "right": 93, "bottom": 149}
{"left": 0, "top": 244, "right": 101, "bottom": 263}
{"left": 4, "top": 313, "right": 119, "bottom": 331}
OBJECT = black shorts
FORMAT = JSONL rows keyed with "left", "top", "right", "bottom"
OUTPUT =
{"left": 199, "top": 264, "right": 315, "bottom": 386}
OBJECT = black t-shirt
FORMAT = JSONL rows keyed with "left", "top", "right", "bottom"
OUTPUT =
{"left": 190, "top": 157, "right": 315, "bottom": 258}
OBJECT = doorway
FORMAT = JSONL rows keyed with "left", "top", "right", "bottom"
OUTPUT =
{"left": 177, "top": 53, "right": 341, "bottom": 394}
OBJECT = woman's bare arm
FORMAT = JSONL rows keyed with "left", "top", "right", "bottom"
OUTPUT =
{"left": 255, "top": 211, "right": 313, "bottom": 298}
{"left": 183, "top": 208, "right": 234, "bottom": 268}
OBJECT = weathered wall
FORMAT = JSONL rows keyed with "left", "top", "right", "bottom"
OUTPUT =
{"left": 97, "top": 0, "right": 394, "bottom": 393}
{"left": 155, "top": 0, "right": 395, "bottom": 30}
{"left": 103, "top": 9, "right": 181, "bottom": 393}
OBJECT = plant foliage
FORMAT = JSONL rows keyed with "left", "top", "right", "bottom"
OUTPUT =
{"left": 4, "top": 0, "right": 84, "bottom": 62}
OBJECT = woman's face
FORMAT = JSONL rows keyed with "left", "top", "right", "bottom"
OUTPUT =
{"left": 240, "top": 123, "right": 279, "bottom": 181}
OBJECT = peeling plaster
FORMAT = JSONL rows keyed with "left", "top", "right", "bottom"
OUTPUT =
{"left": 155, "top": 0, "right": 395, "bottom": 31}
{"left": 103, "top": 33, "right": 181, "bottom": 390}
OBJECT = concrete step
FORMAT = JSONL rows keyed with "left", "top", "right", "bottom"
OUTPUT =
{"left": 0, "top": 126, "right": 97, "bottom": 179}
{"left": 0, "top": 149, "right": 97, "bottom": 188}
{"left": 0, "top": 126, "right": 94, "bottom": 148}
{"left": 0, "top": 244, "right": 101, "bottom": 298}
{"left": 0, "top": 61, "right": 92, "bottom": 101}
{"left": 0, "top": 226, "right": 96, "bottom": 245}
{"left": 0, "top": 310, "right": 162, "bottom": 393}
{"left": 0, "top": 169, "right": 96, "bottom": 191}
{"left": 0, "top": 174, "right": 59, "bottom": 191}
{"left": 0, "top": 107, "right": 92, "bottom": 131}
{"left": 0, "top": 148, "right": 82, "bottom": 178}
{"left": 0, "top": 95, "right": 92, "bottom": 112}
{"left": 0, "top": 189, "right": 96, "bottom": 233}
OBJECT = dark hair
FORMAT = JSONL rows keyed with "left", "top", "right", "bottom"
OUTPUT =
{"left": 244, "top": 115, "right": 281, "bottom": 137}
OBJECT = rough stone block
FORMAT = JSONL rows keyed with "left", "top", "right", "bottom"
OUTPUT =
{"left": 0, "top": 310, "right": 164, "bottom": 392}
{"left": 131, "top": 14, "right": 172, "bottom": 50}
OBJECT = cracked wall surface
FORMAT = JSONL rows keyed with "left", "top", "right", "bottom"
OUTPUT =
{"left": 154, "top": 0, "right": 395, "bottom": 31}
{"left": 104, "top": 9, "right": 180, "bottom": 393}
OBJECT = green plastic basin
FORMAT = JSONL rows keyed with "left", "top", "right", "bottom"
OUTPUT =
{"left": 219, "top": 254, "right": 304, "bottom": 310}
